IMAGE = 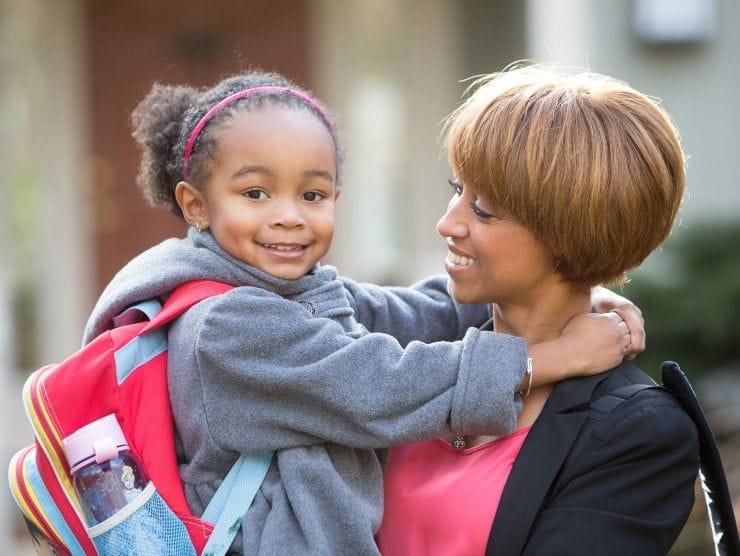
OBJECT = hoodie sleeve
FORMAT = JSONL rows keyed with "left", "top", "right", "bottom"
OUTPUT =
{"left": 340, "top": 275, "right": 492, "bottom": 346}
{"left": 181, "top": 287, "right": 525, "bottom": 454}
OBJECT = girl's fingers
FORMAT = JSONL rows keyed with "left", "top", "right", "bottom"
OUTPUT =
{"left": 611, "top": 308, "right": 646, "bottom": 358}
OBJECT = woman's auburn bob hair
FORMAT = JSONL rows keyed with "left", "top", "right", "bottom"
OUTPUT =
{"left": 445, "top": 65, "right": 686, "bottom": 287}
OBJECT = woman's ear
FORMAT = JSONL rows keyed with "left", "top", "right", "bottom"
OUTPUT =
{"left": 175, "top": 182, "right": 208, "bottom": 230}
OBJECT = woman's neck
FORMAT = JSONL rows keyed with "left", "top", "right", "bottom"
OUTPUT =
{"left": 489, "top": 282, "right": 592, "bottom": 434}
{"left": 491, "top": 284, "right": 592, "bottom": 345}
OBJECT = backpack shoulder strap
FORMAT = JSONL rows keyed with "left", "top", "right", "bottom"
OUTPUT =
{"left": 661, "top": 361, "right": 740, "bottom": 556}
{"left": 589, "top": 364, "right": 740, "bottom": 555}
{"left": 588, "top": 382, "right": 660, "bottom": 420}
{"left": 113, "top": 299, "right": 163, "bottom": 328}
{"left": 200, "top": 452, "right": 273, "bottom": 556}
{"left": 139, "top": 280, "right": 234, "bottom": 334}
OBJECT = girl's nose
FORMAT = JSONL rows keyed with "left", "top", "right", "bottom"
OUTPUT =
{"left": 271, "top": 199, "right": 305, "bottom": 228}
{"left": 436, "top": 196, "right": 468, "bottom": 239}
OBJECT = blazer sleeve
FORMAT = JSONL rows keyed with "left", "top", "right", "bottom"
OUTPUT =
{"left": 522, "top": 394, "right": 699, "bottom": 555}
{"left": 340, "top": 275, "right": 491, "bottom": 345}
{"left": 189, "top": 287, "right": 525, "bottom": 453}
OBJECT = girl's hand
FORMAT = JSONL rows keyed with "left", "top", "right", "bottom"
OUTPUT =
{"left": 591, "top": 286, "right": 645, "bottom": 359}
{"left": 527, "top": 311, "right": 630, "bottom": 388}
{"left": 559, "top": 311, "right": 631, "bottom": 375}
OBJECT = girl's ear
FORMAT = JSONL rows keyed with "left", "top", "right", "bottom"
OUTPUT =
{"left": 175, "top": 181, "right": 209, "bottom": 230}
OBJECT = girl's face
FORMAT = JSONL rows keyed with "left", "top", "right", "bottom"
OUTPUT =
{"left": 198, "top": 106, "right": 338, "bottom": 280}
{"left": 436, "top": 179, "right": 560, "bottom": 305}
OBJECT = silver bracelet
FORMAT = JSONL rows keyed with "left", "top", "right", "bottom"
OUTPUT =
{"left": 518, "top": 357, "right": 533, "bottom": 399}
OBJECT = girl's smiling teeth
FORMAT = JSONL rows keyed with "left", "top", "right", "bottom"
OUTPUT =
{"left": 446, "top": 251, "right": 478, "bottom": 266}
{"left": 259, "top": 242, "right": 308, "bottom": 252}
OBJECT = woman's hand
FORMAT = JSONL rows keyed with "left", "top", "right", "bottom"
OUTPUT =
{"left": 591, "top": 286, "right": 645, "bottom": 359}
{"left": 528, "top": 311, "right": 630, "bottom": 388}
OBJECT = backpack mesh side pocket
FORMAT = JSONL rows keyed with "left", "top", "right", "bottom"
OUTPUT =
{"left": 88, "top": 483, "right": 197, "bottom": 556}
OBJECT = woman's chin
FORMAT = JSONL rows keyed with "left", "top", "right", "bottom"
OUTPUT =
{"left": 448, "top": 283, "right": 488, "bottom": 305}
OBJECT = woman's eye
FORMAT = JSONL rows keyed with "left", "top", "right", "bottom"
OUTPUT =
{"left": 245, "top": 189, "right": 267, "bottom": 200}
{"left": 448, "top": 179, "right": 462, "bottom": 196}
{"left": 303, "top": 191, "right": 325, "bottom": 202}
{"left": 470, "top": 201, "right": 495, "bottom": 219}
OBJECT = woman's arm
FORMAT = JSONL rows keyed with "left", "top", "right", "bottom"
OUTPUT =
{"left": 522, "top": 395, "right": 699, "bottom": 554}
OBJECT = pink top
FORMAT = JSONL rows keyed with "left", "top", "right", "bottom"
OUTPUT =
{"left": 376, "top": 427, "right": 531, "bottom": 555}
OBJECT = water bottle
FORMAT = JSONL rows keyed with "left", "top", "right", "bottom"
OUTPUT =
{"left": 62, "top": 414, "right": 148, "bottom": 526}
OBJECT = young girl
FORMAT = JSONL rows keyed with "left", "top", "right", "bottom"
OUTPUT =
{"left": 83, "top": 71, "right": 637, "bottom": 554}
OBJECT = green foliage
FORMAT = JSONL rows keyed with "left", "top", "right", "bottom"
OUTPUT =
{"left": 621, "top": 223, "right": 740, "bottom": 381}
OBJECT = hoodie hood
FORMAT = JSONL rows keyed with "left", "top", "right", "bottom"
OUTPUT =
{"left": 83, "top": 227, "right": 338, "bottom": 343}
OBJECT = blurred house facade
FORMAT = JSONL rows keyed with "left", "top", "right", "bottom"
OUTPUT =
{"left": 2, "top": 0, "right": 737, "bottom": 551}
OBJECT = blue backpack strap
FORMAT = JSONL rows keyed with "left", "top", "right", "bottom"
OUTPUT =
{"left": 112, "top": 300, "right": 167, "bottom": 384}
{"left": 113, "top": 282, "right": 234, "bottom": 385}
{"left": 200, "top": 451, "right": 273, "bottom": 556}
{"left": 112, "top": 299, "right": 163, "bottom": 327}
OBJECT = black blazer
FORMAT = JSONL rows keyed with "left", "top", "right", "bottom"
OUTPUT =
{"left": 486, "top": 362, "right": 699, "bottom": 555}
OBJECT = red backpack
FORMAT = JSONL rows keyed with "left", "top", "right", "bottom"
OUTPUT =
{"left": 8, "top": 280, "right": 270, "bottom": 555}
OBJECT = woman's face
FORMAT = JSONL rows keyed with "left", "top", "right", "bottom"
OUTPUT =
{"left": 436, "top": 179, "right": 560, "bottom": 305}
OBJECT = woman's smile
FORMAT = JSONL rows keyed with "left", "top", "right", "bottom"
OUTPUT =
{"left": 437, "top": 181, "right": 559, "bottom": 306}
{"left": 445, "top": 249, "right": 478, "bottom": 267}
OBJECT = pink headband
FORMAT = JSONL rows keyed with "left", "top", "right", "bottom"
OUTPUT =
{"left": 182, "top": 86, "right": 334, "bottom": 181}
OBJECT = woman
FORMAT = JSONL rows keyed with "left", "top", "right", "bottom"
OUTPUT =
{"left": 377, "top": 66, "right": 699, "bottom": 554}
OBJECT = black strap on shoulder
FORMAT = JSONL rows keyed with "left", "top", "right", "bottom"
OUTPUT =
{"left": 588, "top": 382, "right": 660, "bottom": 420}
{"left": 661, "top": 361, "right": 740, "bottom": 556}
{"left": 589, "top": 363, "right": 739, "bottom": 555}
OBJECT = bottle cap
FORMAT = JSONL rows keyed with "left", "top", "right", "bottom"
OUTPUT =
{"left": 62, "top": 414, "right": 129, "bottom": 474}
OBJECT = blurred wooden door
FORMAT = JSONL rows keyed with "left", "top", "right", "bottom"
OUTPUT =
{"left": 85, "top": 0, "right": 310, "bottom": 293}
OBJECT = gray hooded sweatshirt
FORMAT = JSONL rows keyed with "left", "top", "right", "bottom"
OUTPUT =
{"left": 83, "top": 228, "right": 526, "bottom": 555}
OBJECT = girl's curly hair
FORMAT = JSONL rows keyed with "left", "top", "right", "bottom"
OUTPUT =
{"left": 130, "top": 71, "right": 343, "bottom": 219}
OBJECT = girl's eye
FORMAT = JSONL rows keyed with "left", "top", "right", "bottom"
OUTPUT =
{"left": 303, "top": 191, "right": 325, "bottom": 202}
{"left": 245, "top": 189, "right": 267, "bottom": 200}
{"left": 448, "top": 179, "right": 462, "bottom": 197}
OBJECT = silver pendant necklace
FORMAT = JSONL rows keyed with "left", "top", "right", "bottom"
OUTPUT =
{"left": 451, "top": 435, "right": 468, "bottom": 450}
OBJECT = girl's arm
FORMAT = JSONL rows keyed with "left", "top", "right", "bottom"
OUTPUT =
{"left": 591, "top": 286, "right": 645, "bottom": 358}
{"left": 180, "top": 287, "right": 525, "bottom": 453}
{"left": 528, "top": 311, "right": 630, "bottom": 388}
{"left": 181, "top": 287, "right": 629, "bottom": 454}
{"left": 340, "top": 275, "right": 490, "bottom": 345}
{"left": 342, "top": 277, "right": 645, "bottom": 359}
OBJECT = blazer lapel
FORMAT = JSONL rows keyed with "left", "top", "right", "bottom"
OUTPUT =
{"left": 485, "top": 374, "right": 607, "bottom": 555}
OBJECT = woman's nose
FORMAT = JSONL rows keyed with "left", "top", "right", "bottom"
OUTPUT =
{"left": 436, "top": 197, "right": 468, "bottom": 239}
